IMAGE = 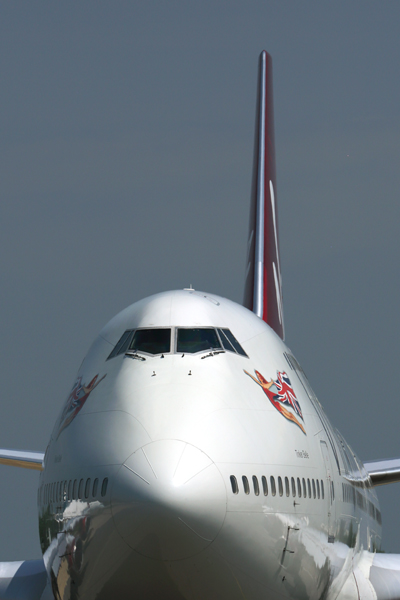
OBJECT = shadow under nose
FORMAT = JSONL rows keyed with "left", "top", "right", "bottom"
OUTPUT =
{"left": 111, "top": 440, "right": 227, "bottom": 561}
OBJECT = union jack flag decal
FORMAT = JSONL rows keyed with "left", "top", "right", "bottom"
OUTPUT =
{"left": 244, "top": 368, "right": 306, "bottom": 434}
{"left": 273, "top": 371, "right": 303, "bottom": 420}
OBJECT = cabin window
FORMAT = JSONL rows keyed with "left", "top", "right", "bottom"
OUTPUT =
{"left": 321, "top": 480, "right": 324, "bottom": 499}
{"left": 73, "top": 479, "right": 78, "bottom": 500}
{"left": 302, "top": 478, "right": 307, "bottom": 498}
{"left": 307, "top": 479, "right": 311, "bottom": 498}
{"left": 85, "top": 478, "right": 91, "bottom": 499}
{"left": 278, "top": 476, "right": 283, "bottom": 497}
{"left": 252, "top": 476, "right": 260, "bottom": 496}
{"left": 217, "top": 329, "right": 248, "bottom": 357}
{"left": 177, "top": 328, "right": 222, "bottom": 354}
{"left": 262, "top": 476, "right": 268, "bottom": 496}
{"left": 297, "top": 477, "right": 302, "bottom": 498}
{"left": 78, "top": 479, "right": 84, "bottom": 500}
{"left": 63, "top": 481, "right": 67, "bottom": 501}
{"left": 68, "top": 480, "right": 72, "bottom": 501}
{"left": 129, "top": 328, "right": 171, "bottom": 355}
{"left": 92, "top": 478, "right": 99, "bottom": 497}
{"left": 369, "top": 501, "right": 375, "bottom": 519}
{"left": 230, "top": 475, "right": 238, "bottom": 494}
{"left": 285, "top": 477, "right": 290, "bottom": 497}
{"left": 270, "top": 476, "right": 276, "bottom": 496}
{"left": 291, "top": 477, "right": 296, "bottom": 497}
{"left": 101, "top": 478, "right": 108, "bottom": 497}
{"left": 242, "top": 476, "right": 250, "bottom": 495}
{"left": 316, "top": 479, "right": 320, "bottom": 499}
{"left": 312, "top": 479, "right": 316, "bottom": 499}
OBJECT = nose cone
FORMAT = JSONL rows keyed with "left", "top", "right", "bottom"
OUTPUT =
{"left": 111, "top": 440, "right": 226, "bottom": 561}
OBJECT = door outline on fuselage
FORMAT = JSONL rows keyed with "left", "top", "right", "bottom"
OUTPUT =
{"left": 320, "top": 440, "right": 336, "bottom": 542}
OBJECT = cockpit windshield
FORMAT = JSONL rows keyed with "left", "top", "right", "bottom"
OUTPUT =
{"left": 107, "top": 326, "right": 247, "bottom": 360}
{"left": 217, "top": 328, "right": 248, "bottom": 356}
{"left": 129, "top": 328, "right": 171, "bottom": 355}
{"left": 176, "top": 328, "right": 222, "bottom": 354}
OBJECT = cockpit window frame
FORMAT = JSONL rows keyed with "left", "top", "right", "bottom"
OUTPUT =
{"left": 107, "top": 326, "right": 248, "bottom": 360}
{"left": 217, "top": 328, "right": 248, "bottom": 357}
{"left": 107, "top": 329, "right": 135, "bottom": 360}
{"left": 175, "top": 327, "right": 223, "bottom": 355}
{"left": 128, "top": 327, "right": 172, "bottom": 357}
{"left": 107, "top": 327, "right": 172, "bottom": 360}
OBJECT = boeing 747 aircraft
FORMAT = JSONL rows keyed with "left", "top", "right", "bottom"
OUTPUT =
{"left": 1, "top": 51, "right": 400, "bottom": 600}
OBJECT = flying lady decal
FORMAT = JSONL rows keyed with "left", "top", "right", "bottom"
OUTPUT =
{"left": 244, "top": 369, "right": 306, "bottom": 434}
{"left": 57, "top": 374, "right": 106, "bottom": 439}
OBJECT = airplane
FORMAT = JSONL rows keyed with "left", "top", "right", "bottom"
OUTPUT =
{"left": 0, "top": 50, "right": 400, "bottom": 600}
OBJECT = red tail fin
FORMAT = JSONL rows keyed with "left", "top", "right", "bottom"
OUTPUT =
{"left": 243, "top": 51, "right": 284, "bottom": 340}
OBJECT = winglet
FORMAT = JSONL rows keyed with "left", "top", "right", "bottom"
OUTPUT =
{"left": 243, "top": 51, "right": 284, "bottom": 340}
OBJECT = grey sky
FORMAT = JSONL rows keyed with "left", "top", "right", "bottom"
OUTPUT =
{"left": 1, "top": 2, "right": 400, "bottom": 559}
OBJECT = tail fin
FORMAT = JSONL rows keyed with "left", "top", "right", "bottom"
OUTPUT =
{"left": 243, "top": 51, "right": 284, "bottom": 340}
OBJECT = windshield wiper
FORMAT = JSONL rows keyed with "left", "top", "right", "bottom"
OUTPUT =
{"left": 201, "top": 350, "right": 225, "bottom": 359}
{"left": 125, "top": 351, "right": 146, "bottom": 361}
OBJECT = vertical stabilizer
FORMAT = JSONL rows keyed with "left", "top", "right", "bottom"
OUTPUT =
{"left": 243, "top": 51, "right": 284, "bottom": 340}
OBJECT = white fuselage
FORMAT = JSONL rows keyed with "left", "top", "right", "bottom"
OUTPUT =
{"left": 37, "top": 290, "right": 381, "bottom": 600}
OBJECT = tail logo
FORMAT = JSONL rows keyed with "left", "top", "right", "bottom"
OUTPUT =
{"left": 244, "top": 369, "right": 306, "bottom": 434}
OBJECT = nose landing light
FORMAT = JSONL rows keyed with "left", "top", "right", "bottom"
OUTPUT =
{"left": 111, "top": 440, "right": 227, "bottom": 561}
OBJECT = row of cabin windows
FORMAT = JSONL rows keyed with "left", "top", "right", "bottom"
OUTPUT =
{"left": 342, "top": 482, "right": 382, "bottom": 524}
{"left": 39, "top": 477, "right": 108, "bottom": 505}
{"left": 107, "top": 327, "right": 248, "bottom": 359}
{"left": 230, "top": 475, "right": 326, "bottom": 500}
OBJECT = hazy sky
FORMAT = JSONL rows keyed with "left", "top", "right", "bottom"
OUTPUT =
{"left": 1, "top": 2, "right": 400, "bottom": 559}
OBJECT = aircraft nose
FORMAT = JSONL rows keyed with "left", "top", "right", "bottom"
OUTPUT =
{"left": 111, "top": 440, "right": 227, "bottom": 561}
